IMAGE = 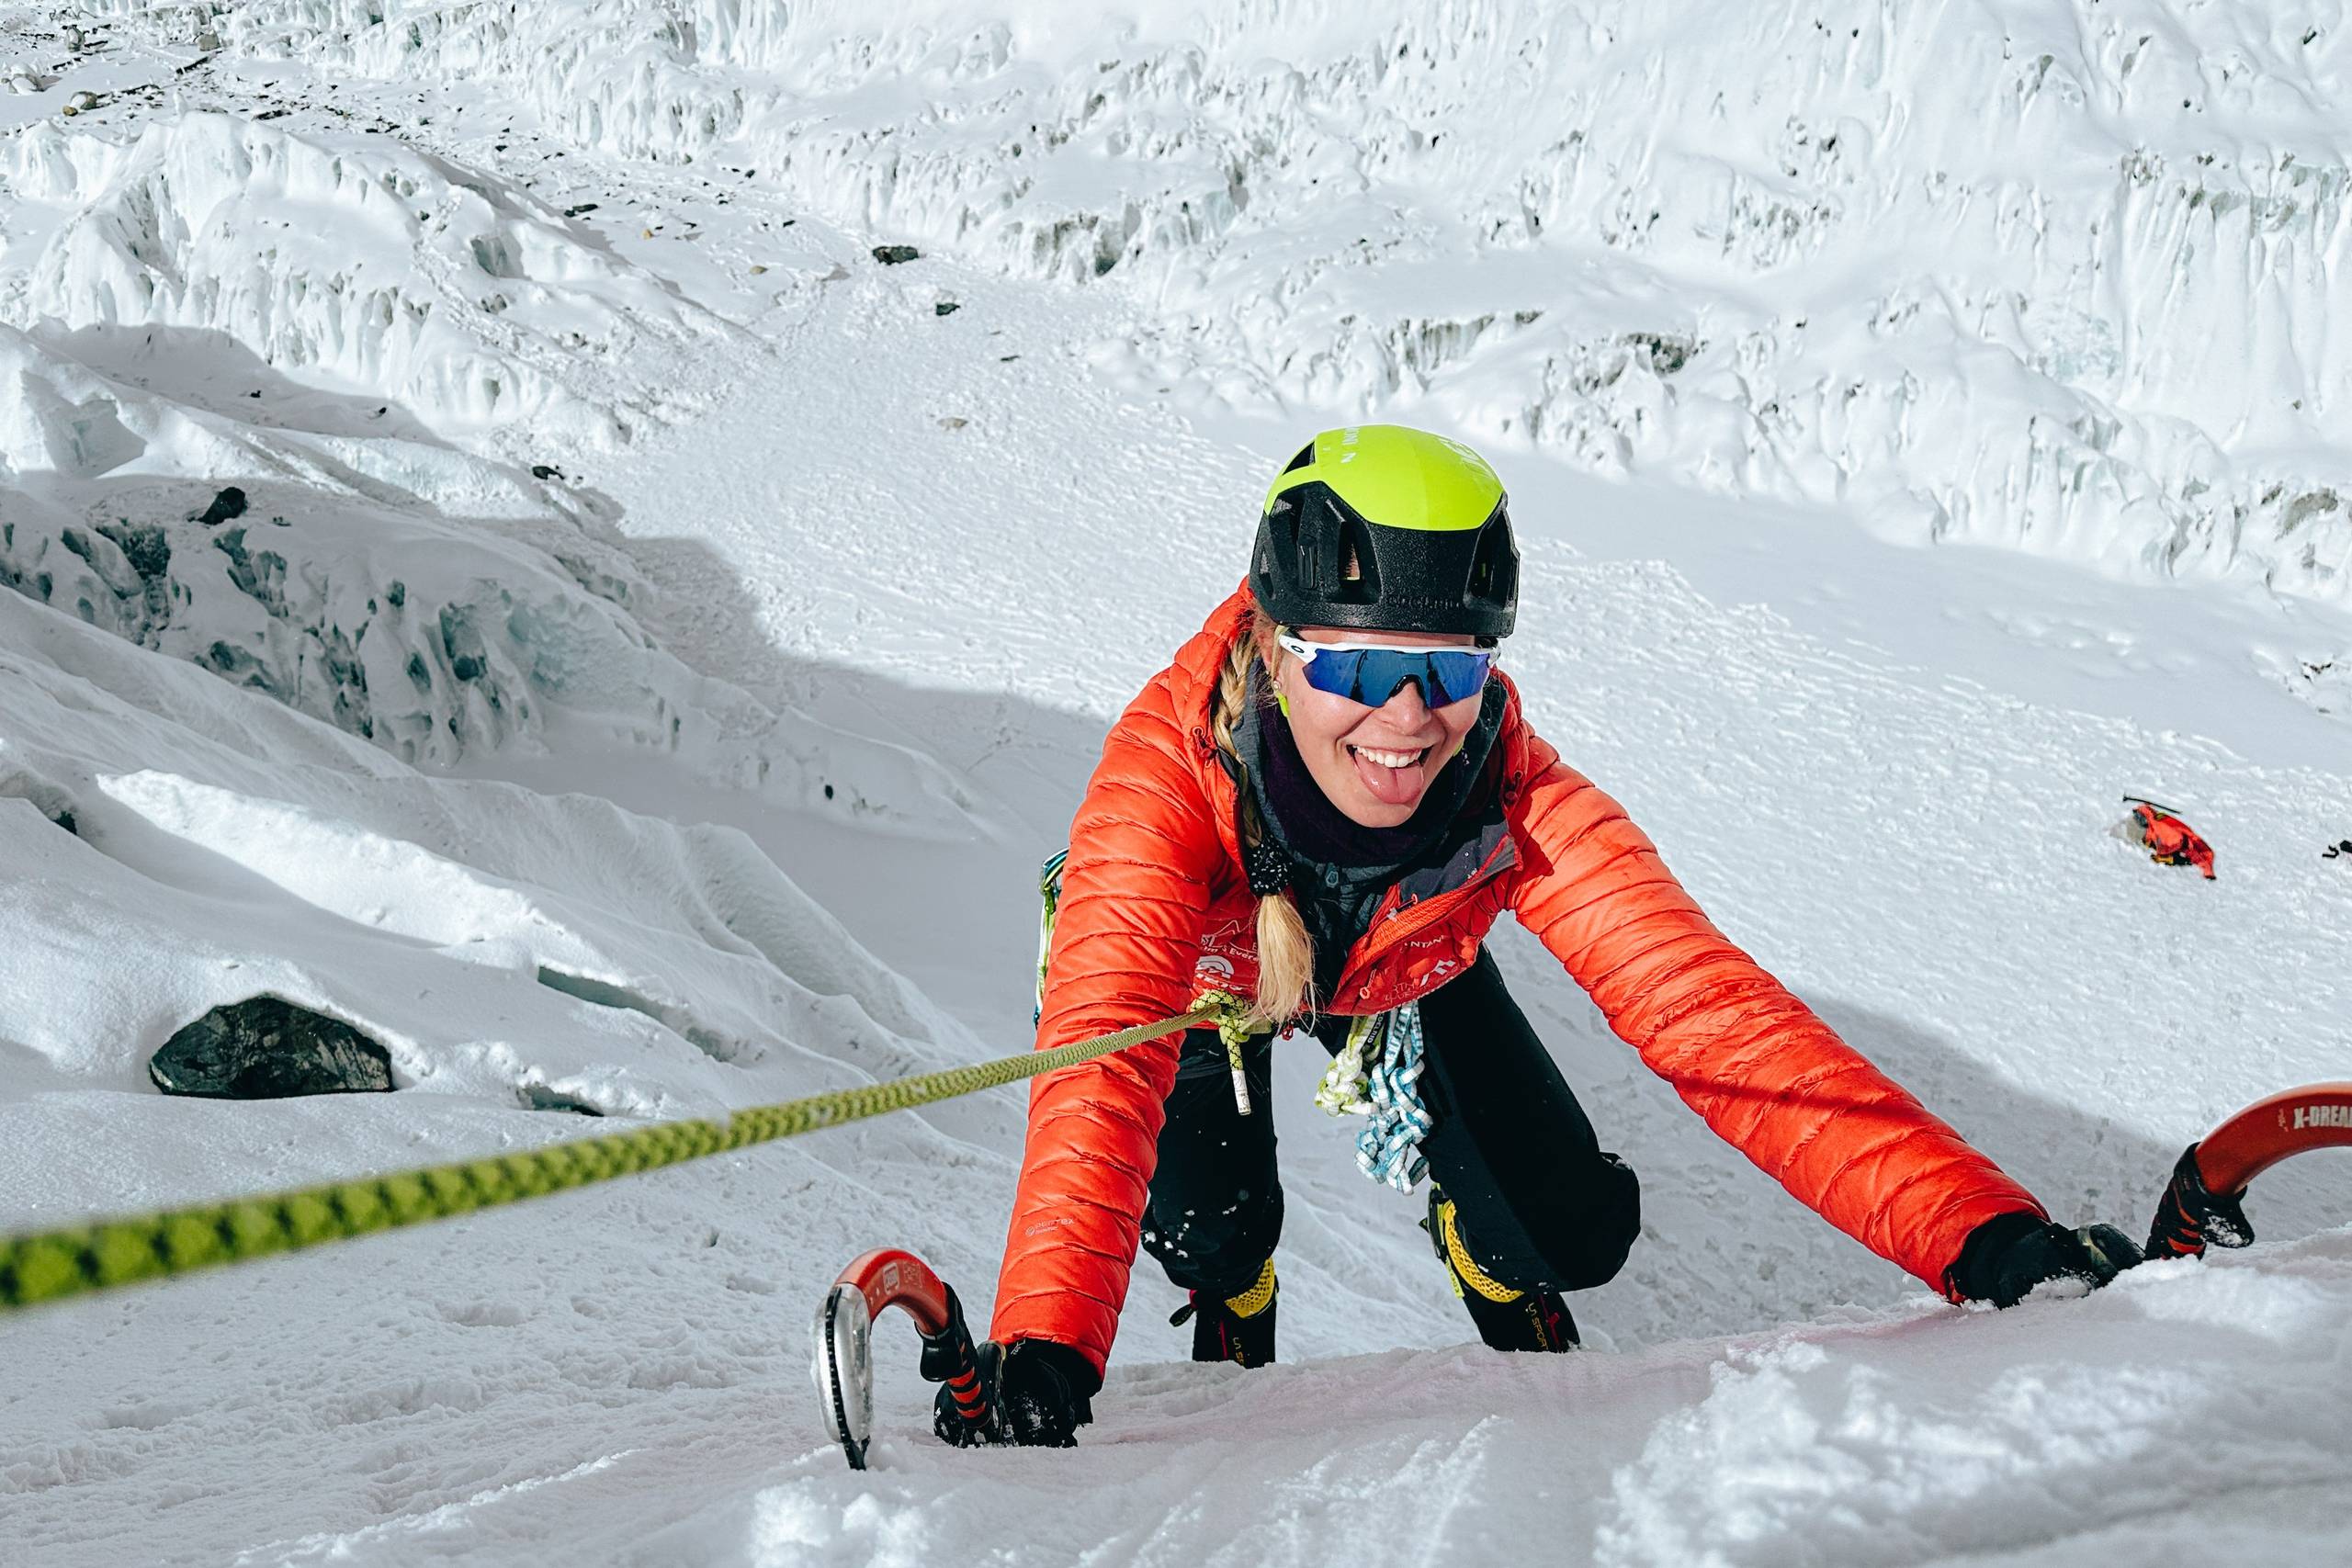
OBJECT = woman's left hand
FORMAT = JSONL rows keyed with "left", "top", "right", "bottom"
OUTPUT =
{"left": 932, "top": 1338, "right": 1098, "bottom": 1447}
{"left": 1951, "top": 1213, "right": 2144, "bottom": 1306}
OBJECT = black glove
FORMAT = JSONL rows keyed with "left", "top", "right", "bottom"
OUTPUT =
{"left": 2145, "top": 1144, "right": 2255, "bottom": 1259}
{"left": 1948, "top": 1211, "right": 2145, "bottom": 1307}
{"left": 932, "top": 1338, "right": 1099, "bottom": 1448}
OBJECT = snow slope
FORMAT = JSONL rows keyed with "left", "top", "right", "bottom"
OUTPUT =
{"left": 3, "top": 2, "right": 2350, "bottom": 1564}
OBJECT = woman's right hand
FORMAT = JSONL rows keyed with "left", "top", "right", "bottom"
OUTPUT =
{"left": 932, "top": 1338, "right": 1098, "bottom": 1448}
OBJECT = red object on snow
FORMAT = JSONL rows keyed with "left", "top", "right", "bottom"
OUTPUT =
{"left": 2126, "top": 797, "right": 2215, "bottom": 879}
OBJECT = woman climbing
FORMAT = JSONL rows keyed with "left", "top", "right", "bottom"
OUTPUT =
{"left": 943, "top": 424, "right": 2142, "bottom": 1447}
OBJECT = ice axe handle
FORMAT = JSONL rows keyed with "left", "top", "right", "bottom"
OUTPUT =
{"left": 2149, "top": 1083, "right": 2352, "bottom": 1259}
{"left": 2144, "top": 1143, "right": 2254, "bottom": 1261}
{"left": 919, "top": 1283, "right": 995, "bottom": 1438}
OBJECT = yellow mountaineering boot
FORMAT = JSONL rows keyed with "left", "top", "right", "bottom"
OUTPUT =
{"left": 1169, "top": 1258, "right": 1279, "bottom": 1367}
{"left": 1428, "top": 1189, "right": 1578, "bottom": 1352}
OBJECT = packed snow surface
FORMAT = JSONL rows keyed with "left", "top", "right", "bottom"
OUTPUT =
{"left": 3, "top": 2, "right": 2350, "bottom": 1564}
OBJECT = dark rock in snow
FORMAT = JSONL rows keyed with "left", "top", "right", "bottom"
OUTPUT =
{"left": 872, "top": 244, "right": 921, "bottom": 265}
{"left": 96, "top": 522, "right": 170, "bottom": 580}
{"left": 1623, "top": 331, "right": 1699, "bottom": 376}
{"left": 214, "top": 527, "right": 288, "bottom": 617}
{"left": 192, "top": 486, "right": 248, "bottom": 526}
{"left": 439, "top": 604, "right": 488, "bottom": 682}
{"left": 204, "top": 638, "right": 266, "bottom": 685}
{"left": 934, "top": 300, "right": 961, "bottom": 316}
{"left": 530, "top": 463, "right": 566, "bottom": 481}
{"left": 150, "top": 997, "right": 395, "bottom": 1099}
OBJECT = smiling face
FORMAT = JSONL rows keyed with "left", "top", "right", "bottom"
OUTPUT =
{"left": 1266, "top": 623, "right": 1488, "bottom": 829}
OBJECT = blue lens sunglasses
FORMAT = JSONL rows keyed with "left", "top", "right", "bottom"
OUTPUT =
{"left": 1276, "top": 629, "right": 1497, "bottom": 708}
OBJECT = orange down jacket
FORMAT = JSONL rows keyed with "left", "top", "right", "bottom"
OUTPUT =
{"left": 992, "top": 586, "right": 2044, "bottom": 1372}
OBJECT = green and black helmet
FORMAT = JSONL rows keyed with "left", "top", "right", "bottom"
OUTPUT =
{"left": 1250, "top": 424, "right": 1518, "bottom": 641}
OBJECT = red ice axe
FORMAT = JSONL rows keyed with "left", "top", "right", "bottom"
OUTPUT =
{"left": 2145, "top": 1082, "right": 2352, "bottom": 1259}
{"left": 811, "top": 1248, "right": 991, "bottom": 1469}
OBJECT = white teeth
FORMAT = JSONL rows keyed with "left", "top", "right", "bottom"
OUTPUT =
{"left": 1354, "top": 746, "right": 1424, "bottom": 770}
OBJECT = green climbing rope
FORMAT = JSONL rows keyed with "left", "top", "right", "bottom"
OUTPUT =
{"left": 0, "top": 998, "right": 1238, "bottom": 1315}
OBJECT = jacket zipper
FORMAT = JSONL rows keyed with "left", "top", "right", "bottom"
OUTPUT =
{"left": 1332, "top": 832, "right": 1518, "bottom": 1001}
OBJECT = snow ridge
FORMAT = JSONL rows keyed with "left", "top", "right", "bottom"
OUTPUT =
{"left": 97, "top": 0, "right": 2352, "bottom": 609}
{"left": 0, "top": 584, "right": 978, "bottom": 1134}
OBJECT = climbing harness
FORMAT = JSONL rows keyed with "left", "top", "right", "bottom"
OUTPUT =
{"left": 1317, "top": 1001, "right": 1433, "bottom": 1191}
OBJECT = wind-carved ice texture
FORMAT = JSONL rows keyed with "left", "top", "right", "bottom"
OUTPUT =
{"left": 0, "top": 87, "right": 727, "bottom": 762}
{"left": 90, "top": 0, "right": 2351, "bottom": 608}
{"left": 0, "top": 324, "right": 977, "bottom": 835}
{"left": 2, "top": 108, "right": 718, "bottom": 447}
{"left": 0, "top": 324, "right": 665, "bottom": 767}
{"left": 0, "top": 85, "right": 978, "bottom": 817}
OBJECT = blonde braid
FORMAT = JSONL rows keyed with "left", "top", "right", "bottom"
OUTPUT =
{"left": 1211, "top": 614, "right": 1317, "bottom": 1029}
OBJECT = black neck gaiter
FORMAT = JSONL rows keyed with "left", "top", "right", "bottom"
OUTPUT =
{"left": 1231, "top": 661, "right": 1505, "bottom": 1004}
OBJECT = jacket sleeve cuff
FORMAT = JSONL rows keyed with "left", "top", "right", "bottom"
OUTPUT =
{"left": 1005, "top": 1336, "right": 1105, "bottom": 1401}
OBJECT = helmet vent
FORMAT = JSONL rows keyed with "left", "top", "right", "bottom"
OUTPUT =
{"left": 1283, "top": 444, "right": 1316, "bottom": 475}
{"left": 1332, "top": 513, "right": 1379, "bottom": 604}
{"left": 1260, "top": 500, "right": 1299, "bottom": 588}
{"left": 1469, "top": 508, "right": 1517, "bottom": 609}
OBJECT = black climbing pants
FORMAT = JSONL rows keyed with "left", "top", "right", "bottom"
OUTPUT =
{"left": 1139, "top": 948, "right": 1642, "bottom": 1301}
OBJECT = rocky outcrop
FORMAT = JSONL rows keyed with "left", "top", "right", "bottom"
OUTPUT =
{"left": 149, "top": 996, "right": 395, "bottom": 1098}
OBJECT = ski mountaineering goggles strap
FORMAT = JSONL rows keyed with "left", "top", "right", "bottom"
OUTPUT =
{"left": 1275, "top": 631, "right": 1495, "bottom": 708}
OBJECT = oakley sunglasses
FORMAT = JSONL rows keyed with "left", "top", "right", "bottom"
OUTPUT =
{"left": 1277, "top": 630, "right": 1496, "bottom": 708}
